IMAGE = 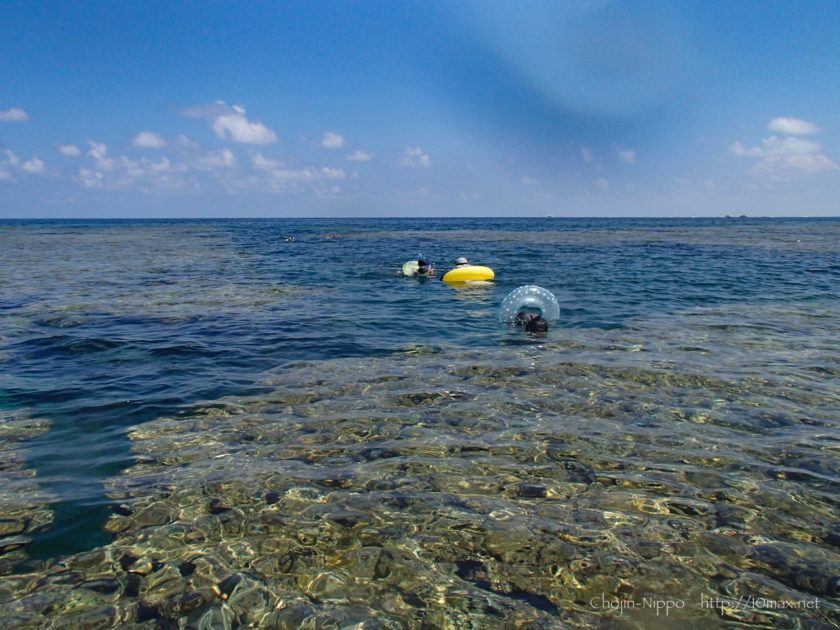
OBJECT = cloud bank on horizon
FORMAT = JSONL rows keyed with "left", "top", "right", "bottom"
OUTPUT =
{"left": 1, "top": 1, "right": 839, "bottom": 217}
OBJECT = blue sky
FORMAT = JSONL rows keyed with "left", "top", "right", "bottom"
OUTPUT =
{"left": 1, "top": 0, "right": 839, "bottom": 217}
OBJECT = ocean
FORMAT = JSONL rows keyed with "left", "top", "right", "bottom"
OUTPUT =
{"left": 0, "top": 217, "right": 838, "bottom": 628}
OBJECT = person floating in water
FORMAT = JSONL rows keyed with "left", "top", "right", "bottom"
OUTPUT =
{"left": 515, "top": 310, "right": 549, "bottom": 335}
{"left": 525, "top": 314, "right": 548, "bottom": 334}
{"left": 400, "top": 256, "right": 436, "bottom": 277}
{"left": 454, "top": 257, "right": 469, "bottom": 267}
{"left": 499, "top": 285, "right": 558, "bottom": 335}
{"left": 416, "top": 258, "right": 435, "bottom": 276}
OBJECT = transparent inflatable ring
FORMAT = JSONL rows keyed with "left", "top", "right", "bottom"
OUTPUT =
{"left": 499, "top": 285, "right": 560, "bottom": 323}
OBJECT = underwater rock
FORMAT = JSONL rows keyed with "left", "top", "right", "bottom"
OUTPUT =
{"left": 0, "top": 535, "right": 30, "bottom": 554}
{"left": 213, "top": 573, "right": 241, "bottom": 599}
{"left": 133, "top": 502, "right": 172, "bottom": 528}
{"left": 0, "top": 519, "right": 27, "bottom": 538}
{"left": 510, "top": 482, "right": 548, "bottom": 499}
{"left": 78, "top": 578, "right": 121, "bottom": 594}
{"left": 2, "top": 334, "right": 839, "bottom": 627}
{"left": 162, "top": 589, "right": 205, "bottom": 616}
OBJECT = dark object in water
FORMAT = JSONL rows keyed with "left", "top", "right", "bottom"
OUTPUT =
{"left": 455, "top": 560, "right": 558, "bottom": 614}
{"left": 207, "top": 498, "right": 231, "bottom": 514}
{"left": 123, "top": 573, "right": 141, "bottom": 597}
{"left": 78, "top": 578, "right": 121, "bottom": 594}
{"left": 212, "top": 574, "right": 243, "bottom": 601}
{"left": 515, "top": 311, "right": 549, "bottom": 335}
{"left": 137, "top": 602, "right": 163, "bottom": 622}
{"left": 525, "top": 315, "right": 548, "bottom": 334}
{"left": 118, "top": 552, "right": 137, "bottom": 570}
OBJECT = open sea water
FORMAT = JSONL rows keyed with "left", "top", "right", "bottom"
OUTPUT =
{"left": 0, "top": 217, "right": 838, "bottom": 628}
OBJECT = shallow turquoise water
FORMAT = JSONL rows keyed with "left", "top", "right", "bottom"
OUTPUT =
{"left": 0, "top": 217, "right": 838, "bottom": 627}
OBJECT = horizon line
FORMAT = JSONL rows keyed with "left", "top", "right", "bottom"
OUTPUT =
{"left": 2, "top": 215, "right": 837, "bottom": 221}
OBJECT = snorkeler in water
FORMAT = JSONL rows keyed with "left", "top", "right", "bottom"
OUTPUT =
{"left": 515, "top": 310, "right": 549, "bottom": 335}
{"left": 416, "top": 258, "right": 436, "bottom": 276}
{"left": 525, "top": 314, "right": 548, "bottom": 334}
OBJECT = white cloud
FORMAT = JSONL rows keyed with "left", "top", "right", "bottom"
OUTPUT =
{"left": 182, "top": 102, "right": 278, "bottom": 145}
{"left": 767, "top": 117, "right": 819, "bottom": 135}
{"left": 122, "top": 156, "right": 171, "bottom": 177}
{"left": 321, "top": 132, "right": 344, "bottom": 149}
{"left": 521, "top": 176, "right": 537, "bottom": 185}
{"left": 730, "top": 135, "right": 839, "bottom": 180}
{"left": 212, "top": 105, "right": 277, "bottom": 145}
{"left": 76, "top": 154, "right": 180, "bottom": 191}
{"left": 70, "top": 136, "right": 355, "bottom": 196}
{"left": 399, "top": 147, "right": 431, "bottom": 168}
{"left": 70, "top": 138, "right": 196, "bottom": 191}
{"left": 87, "top": 141, "right": 108, "bottom": 160}
{"left": 2, "top": 149, "right": 20, "bottom": 167}
{"left": 174, "top": 134, "right": 201, "bottom": 150}
{"left": 132, "top": 131, "right": 167, "bottom": 149}
{"left": 581, "top": 146, "right": 594, "bottom": 163}
{"left": 21, "top": 157, "right": 45, "bottom": 174}
{"left": 0, "top": 149, "right": 45, "bottom": 178}
{"left": 245, "top": 155, "right": 352, "bottom": 195}
{"left": 192, "top": 148, "right": 237, "bottom": 170}
{"left": 252, "top": 154, "right": 343, "bottom": 184}
{"left": 252, "top": 152, "right": 280, "bottom": 170}
{"left": 58, "top": 144, "right": 82, "bottom": 156}
{"left": 213, "top": 112, "right": 277, "bottom": 145}
{"left": 86, "top": 140, "right": 116, "bottom": 170}
{"left": 616, "top": 147, "right": 636, "bottom": 165}
{"left": 596, "top": 177, "right": 609, "bottom": 191}
{"left": 321, "top": 167, "right": 346, "bottom": 179}
{"left": 0, "top": 108, "right": 29, "bottom": 122}
{"left": 150, "top": 158, "right": 171, "bottom": 173}
{"left": 346, "top": 150, "right": 371, "bottom": 162}
{"left": 0, "top": 149, "right": 17, "bottom": 181}
{"left": 76, "top": 168, "right": 105, "bottom": 189}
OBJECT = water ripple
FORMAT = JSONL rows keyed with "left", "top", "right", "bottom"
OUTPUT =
{"left": 0, "top": 217, "right": 838, "bottom": 627}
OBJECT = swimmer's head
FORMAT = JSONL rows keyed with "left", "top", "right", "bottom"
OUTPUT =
{"left": 514, "top": 307, "right": 542, "bottom": 325}
{"left": 455, "top": 257, "right": 469, "bottom": 266}
{"left": 524, "top": 315, "right": 548, "bottom": 335}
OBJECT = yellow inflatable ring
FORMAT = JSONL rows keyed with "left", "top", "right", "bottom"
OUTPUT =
{"left": 442, "top": 265, "right": 495, "bottom": 283}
